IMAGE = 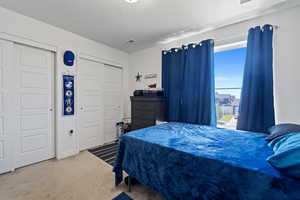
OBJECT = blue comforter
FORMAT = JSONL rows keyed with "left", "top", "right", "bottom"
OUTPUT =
{"left": 113, "top": 122, "right": 300, "bottom": 200}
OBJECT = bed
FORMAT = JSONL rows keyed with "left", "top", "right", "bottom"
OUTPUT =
{"left": 113, "top": 122, "right": 300, "bottom": 200}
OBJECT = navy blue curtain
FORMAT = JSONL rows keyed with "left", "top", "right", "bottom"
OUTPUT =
{"left": 162, "top": 48, "right": 185, "bottom": 122}
{"left": 237, "top": 24, "right": 275, "bottom": 133}
{"left": 162, "top": 40, "right": 216, "bottom": 126}
{"left": 181, "top": 40, "right": 216, "bottom": 126}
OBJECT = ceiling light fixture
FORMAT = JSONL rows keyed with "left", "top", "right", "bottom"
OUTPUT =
{"left": 240, "top": 0, "right": 252, "bottom": 4}
{"left": 127, "top": 39, "right": 136, "bottom": 44}
{"left": 125, "top": 0, "right": 139, "bottom": 3}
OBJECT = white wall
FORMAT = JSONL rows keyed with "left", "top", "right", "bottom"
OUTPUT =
{"left": 0, "top": 6, "right": 130, "bottom": 159}
{"left": 129, "top": 6, "right": 300, "bottom": 124}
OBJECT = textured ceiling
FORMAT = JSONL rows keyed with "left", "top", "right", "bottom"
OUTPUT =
{"left": 0, "top": 0, "right": 296, "bottom": 53}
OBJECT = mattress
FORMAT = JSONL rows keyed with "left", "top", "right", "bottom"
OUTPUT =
{"left": 114, "top": 122, "right": 300, "bottom": 200}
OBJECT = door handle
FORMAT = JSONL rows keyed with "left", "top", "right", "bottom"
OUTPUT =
{"left": 69, "top": 129, "right": 74, "bottom": 136}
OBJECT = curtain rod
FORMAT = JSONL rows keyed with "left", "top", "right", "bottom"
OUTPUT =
{"left": 163, "top": 25, "right": 279, "bottom": 53}
{"left": 163, "top": 39, "right": 214, "bottom": 54}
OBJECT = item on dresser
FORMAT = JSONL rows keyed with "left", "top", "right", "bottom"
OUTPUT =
{"left": 133, "top": 90, "right": 164, "bottom": 97}
{"left": 130, "top": 96, "right": 166, "bottom": 130}
{"left": 148, "top": 83, "right": 157, "bottom": 88}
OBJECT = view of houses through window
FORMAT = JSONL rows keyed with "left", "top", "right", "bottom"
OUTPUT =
{"left": 215, "top": 47, "right": 246, "bottom": 129}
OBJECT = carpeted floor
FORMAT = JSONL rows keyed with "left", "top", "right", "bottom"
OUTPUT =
{"left": 0, "top": 151, "right": 163, "bottom": 200}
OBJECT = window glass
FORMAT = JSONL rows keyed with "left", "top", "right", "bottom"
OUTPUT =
{"left": 215, "top": 47, "right": 246, "bottom": 129}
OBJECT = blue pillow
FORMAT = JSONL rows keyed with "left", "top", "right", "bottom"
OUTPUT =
{"left": 266, "top": 123, "right": 300, "bottom": 141}
{"left": 267, "top": 132, "right": 300, "bottom": 179}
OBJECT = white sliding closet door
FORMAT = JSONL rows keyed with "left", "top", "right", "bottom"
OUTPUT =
{"left": 15, "top": 44, "right": 55, "bottom": 168}
{"left": 78, "top": 58, "right": 104, "bottom": 150}
{"left": 103, "top": 65, "right": 122, "bottom": 143}
{"left": 0, "top": 40, "right": 15, "bottom": 174}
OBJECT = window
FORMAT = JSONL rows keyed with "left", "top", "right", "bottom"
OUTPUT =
{"left": 215, "top": 47, "right": 246, "bottom": 129}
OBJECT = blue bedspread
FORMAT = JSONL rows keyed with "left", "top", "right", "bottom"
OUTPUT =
{"left": 113, "top": 122, "right": 300, "bottom": 200}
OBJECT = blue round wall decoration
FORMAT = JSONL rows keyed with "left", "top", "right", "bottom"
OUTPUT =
{"left": 64, "top": 50, "right": 75, "bottom": 66}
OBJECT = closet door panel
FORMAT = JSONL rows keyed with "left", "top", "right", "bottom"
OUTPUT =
{"left": 0, "top": 40, "right": 15, "bottom": 174}
{"left": 15, "top": 44, "right": 54, "bottom": 168}
{"left": 78, "top": 58, "right": 104, "bottom": 150}
{"left": 103, "top": 66, "right": 122, "bottom": 143}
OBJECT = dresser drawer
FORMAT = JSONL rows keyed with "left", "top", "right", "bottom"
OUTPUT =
{"left": 132, "top": 118, "right": 155, "bottom": 129}
{"left": 132, "top": 102, "right": 154, "bottom": 111}
{"left": 132, "top": 109, "right": 155, "bottom": 120}
{"left": 130, "top": 96, "right": 166, "bottom": 130}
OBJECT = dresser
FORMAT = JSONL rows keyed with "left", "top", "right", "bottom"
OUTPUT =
{"left": 130, "top": 96, "right": 167, "bottom": 130}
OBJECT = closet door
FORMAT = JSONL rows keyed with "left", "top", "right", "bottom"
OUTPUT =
{"left": 0, "top": 40, "right": 15, "bottom": 174}
{"left": 103, "top": 65, "right": 122, "bottom": 143}
{"left": 15, "top": 44, "right": 54, "bottom": 168}
{"left": 78, "top": 58, "right": 104, "bottom": 150}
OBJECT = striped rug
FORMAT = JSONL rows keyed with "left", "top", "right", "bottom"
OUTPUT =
{"left": 88, "top": 141, "right": 119, "bottom": 166}
{"left": 112, "top": 192, "right": 133, "bottom": 200}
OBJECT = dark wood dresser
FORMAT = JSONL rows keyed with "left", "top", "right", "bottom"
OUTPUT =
{"left": 130, "top": 96, "right": 167, "bottom": 130}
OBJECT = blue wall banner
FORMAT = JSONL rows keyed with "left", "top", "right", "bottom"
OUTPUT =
{"left": 63, "top": 75, "right": 75, "bottom": 116}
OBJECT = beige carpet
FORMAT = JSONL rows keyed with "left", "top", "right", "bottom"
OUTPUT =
{"left": 0, "top": 151, "right": 163, "bottom": 200}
